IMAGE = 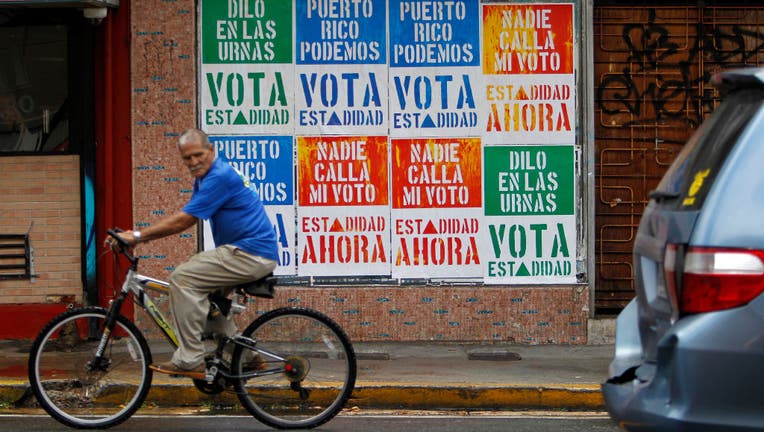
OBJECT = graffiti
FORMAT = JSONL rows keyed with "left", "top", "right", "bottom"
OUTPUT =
{"left": 594, "top": 7, "right": 764, "bottom": 312}
{"left": 597, "top": 7, "right": 764, "bottom": 127}
{"left": 599, "top": 68, "right": 694, "bottom": 124}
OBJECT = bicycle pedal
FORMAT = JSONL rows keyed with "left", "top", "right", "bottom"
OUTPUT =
{"left": 205, "top": 365, "right": 219, "bottom": 382}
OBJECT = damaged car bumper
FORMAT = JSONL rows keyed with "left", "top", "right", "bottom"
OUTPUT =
{"left": 603, "top": 298, "right": 764, "bottom": 432}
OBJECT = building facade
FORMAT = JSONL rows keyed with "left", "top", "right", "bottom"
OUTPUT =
{"left": 2, "top": 0, "right": 760, "bottom": 342}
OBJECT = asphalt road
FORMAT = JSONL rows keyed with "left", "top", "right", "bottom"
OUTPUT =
{"left": 0, "top": 412, "right": 621, "bottom": 432}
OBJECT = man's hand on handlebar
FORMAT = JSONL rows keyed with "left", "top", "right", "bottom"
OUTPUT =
{"left": 104, "top": 229, "right": 137, "bottom": 251}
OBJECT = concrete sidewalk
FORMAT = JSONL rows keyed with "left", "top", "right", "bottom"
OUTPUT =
{"left": 0, "top": 339, "right": 612, "bottom": 412}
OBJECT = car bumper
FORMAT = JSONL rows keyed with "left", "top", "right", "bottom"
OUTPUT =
{"left": 603, "top": 298, "right": 764, "bottom": 432}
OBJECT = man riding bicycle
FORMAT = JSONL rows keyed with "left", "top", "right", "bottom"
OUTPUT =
{"left": 111, "top": 128, "right": 278, "bottom": 377}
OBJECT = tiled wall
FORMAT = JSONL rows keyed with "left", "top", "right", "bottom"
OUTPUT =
{"left": 262, "top": 285, "right": 588, "bottom": 343}
{"left": 131, "top": 0, "right": 198, "bottom": 279}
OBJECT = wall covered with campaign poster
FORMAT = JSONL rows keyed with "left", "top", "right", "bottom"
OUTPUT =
{"left": 198, "top": 0, "right": 578, "bottom": 285}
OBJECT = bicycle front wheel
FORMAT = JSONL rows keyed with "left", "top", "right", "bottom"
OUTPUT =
{"left": 28, "top": 307, "right": 153, "bottom": 429}
{"left": 232, "top": 307, "right": 356, "bottom": 429}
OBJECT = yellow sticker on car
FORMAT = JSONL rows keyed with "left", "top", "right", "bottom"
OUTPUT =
{"left": 682, "top": 168, "right": 710, "bottom": 206}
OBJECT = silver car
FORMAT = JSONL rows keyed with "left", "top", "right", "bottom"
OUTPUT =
{"left": 603, "top": 67, "right": 764, "bottom": 432}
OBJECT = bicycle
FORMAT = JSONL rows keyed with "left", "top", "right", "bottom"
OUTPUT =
{"left": 27, "top": 229, "right": 357, "bottom": 429}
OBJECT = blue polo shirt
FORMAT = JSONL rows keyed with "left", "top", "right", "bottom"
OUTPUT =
{"left": 183, "top": 158, "right": 278, "bottom": 261}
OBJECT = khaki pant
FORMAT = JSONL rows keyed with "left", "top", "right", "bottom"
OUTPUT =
{"left": 168, "top": 245, "right": 277, "bottom": 369}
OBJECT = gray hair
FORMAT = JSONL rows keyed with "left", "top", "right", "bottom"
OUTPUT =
{"left": 178, "top": 128, "right": 212, "bottom": 149}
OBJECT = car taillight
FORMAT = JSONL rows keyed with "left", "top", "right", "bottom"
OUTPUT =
{"left": 667, "top": 246, "right": 764, "bottom": 314}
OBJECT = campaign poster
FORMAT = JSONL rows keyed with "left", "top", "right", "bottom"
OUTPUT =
{"left": 297, "top": 135, "right": 390, "bottom": 276}
{"left": 482, "top": 3, "right": 575, "bottom": 145}
{"left": 199, "top": 0, "right": 295, "bottom": 135}
{"left": 205, "top": 135, "right": 297, "bottom": 275}
{"left": 391, "top": 137, "right": 483, "bottom": 278}
{"left": 294, "top": 0, "right": 388, "bottom": 135}
{"left": 482, "top": 145, "right": 576, "bottom": 284}
{"left": 389, "top": 0, "right": 483, "bottom": 138}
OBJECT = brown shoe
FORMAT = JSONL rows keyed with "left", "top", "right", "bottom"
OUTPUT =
{"left": 150, "top": 360, "right": 205, "bottom": 379}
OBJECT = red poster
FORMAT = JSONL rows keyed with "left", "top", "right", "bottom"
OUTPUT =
{"left": 392, "top": 138, "right": 482, "bottom": 209}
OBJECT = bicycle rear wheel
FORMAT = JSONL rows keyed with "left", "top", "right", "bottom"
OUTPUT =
{"left": 27, "top": 307, "right": 153, "bottom": 429}
{"left": 232, "top": 307, "right": 356, "bottom": 429}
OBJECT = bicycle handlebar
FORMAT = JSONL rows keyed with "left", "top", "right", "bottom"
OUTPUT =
{"left": 107, "top": 228, "right": 138, "bottom": 267}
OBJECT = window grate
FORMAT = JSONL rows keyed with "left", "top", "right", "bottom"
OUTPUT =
{"left": 0, "top": 234, "right": 33, "bottom": 280}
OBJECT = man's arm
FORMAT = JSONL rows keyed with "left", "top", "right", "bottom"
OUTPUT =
{"left": 117, "top": 211, "right": 197, "bottom": 246}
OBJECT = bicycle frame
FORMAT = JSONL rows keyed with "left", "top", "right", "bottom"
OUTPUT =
{"left": 121, "top": 269, "right": 180, "bottom": 347}
{"left": 109, "top": 259, "right": 286, "bottom": 380}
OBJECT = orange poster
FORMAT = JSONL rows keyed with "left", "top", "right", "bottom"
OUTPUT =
{"left": 297, "top": 135, "right": 389, "bottom": 207}
{"left": 482, "top": 3, "right": 574, "bottom": 75}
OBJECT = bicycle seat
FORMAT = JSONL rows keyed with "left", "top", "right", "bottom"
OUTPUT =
{"left": 234, "top": 273, "right": 277, "bottom": 299}
{"left": 207, "top": 274, "right": 278, "bottom": 319}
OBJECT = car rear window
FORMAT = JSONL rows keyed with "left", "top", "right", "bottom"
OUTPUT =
{"left": 654, "top": 88, "right": 764, "bottom": 210}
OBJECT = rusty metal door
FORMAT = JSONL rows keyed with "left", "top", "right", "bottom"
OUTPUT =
{"left": 593, "top": 3, "right": 764, "bottom": 314}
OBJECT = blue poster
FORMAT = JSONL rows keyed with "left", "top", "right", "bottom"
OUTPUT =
{"left": 209, "top": 135, "right": 294, "bottom": 205}
{"left": 296, "top": 0, "right": 387, "bottom": 65}
{"left": 389, "top": 0, "right": 479, "bottom": 67}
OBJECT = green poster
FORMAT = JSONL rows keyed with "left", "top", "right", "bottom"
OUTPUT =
{"left": 484, "top": 146, "right": 574, "bottom": 216}
{"left": 201, "top": 0, "right": 292, "bottom": 64}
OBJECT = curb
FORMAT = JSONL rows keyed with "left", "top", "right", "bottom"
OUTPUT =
{"left": 1, "top": 380, "right": 604, "bottom": 411}
{"left": 349, "top": 383, "right": 603, "bottom": 410}
{"left": 0, "top": 380, "right": 27, "bottom": 408}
